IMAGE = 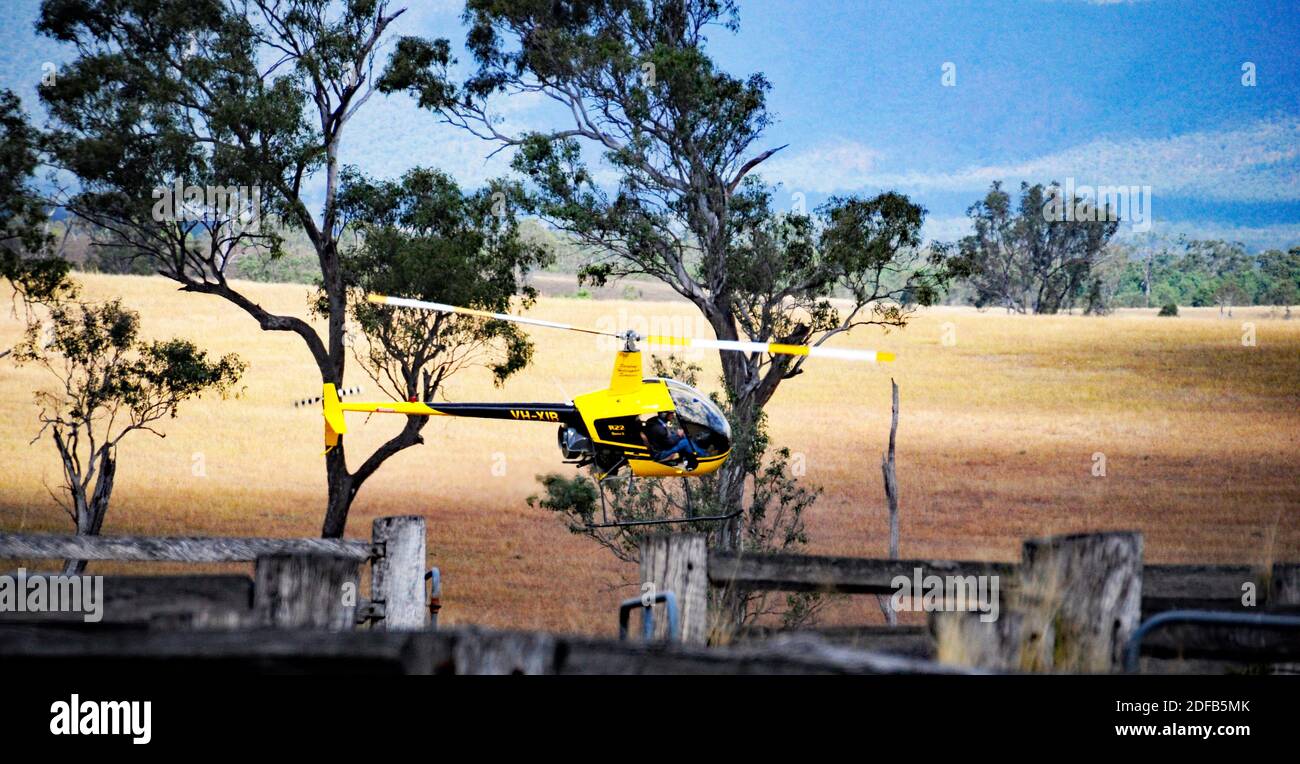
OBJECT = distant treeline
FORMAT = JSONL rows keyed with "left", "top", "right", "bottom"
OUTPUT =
{"left": 939, "top": 183, "right": 1299, "bottom": 315}
{"left": 61, "top": 216, "right": 632, "bottom": 286}
{"left": 55, "top": 204, "right": 1300, "bottom": 315}
{"left": 1106, "top": 237, "right": 1300, "bottom": 311}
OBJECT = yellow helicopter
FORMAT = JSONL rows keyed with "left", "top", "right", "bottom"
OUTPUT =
{"left": 304, "top": 293, "right": 894, "bottom": 527}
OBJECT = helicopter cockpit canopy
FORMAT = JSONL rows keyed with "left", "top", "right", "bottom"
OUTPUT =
{"left": 663, "top": 379, "right": 731, "bottom": 457}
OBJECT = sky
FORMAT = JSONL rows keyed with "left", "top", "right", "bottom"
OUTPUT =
{"left": 2, "top": 0, "right": 1298, "bottom": 250}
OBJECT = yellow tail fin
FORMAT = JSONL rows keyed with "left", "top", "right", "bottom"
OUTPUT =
{"left": 322, "top": 383, "right": 347, "bottom": 450}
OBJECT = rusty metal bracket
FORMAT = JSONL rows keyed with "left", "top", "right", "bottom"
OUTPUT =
{"left": 355, "top": 598, "right": 387, "bottom": 625}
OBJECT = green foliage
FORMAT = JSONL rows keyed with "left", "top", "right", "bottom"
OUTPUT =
{"left": 35, "top": 0, "right": 487, "bottom": 536}
{"left": 528, "top": 472, "right": 600, "bottom": 525}
{"left": 16, "top": 298, "right": 245, "bottom": 424}
{"left": 36, "top": 0, "right": 293, "bottom": 282}
{"left": 386, "top": 0, "right": 960, "bottom": 373}
{"left": 1256, "top": 247, "right": 1300, "bottom": 309}
{"left": 1158, "top": 302, "right": 1178, "bottom": 317}
{"left": 526, "top": 354, "right": 823, "bottom": 629}
{"left": 0, "top": 90, "right": 51, "bottom": 254}
{"left": 0, "top": 88, "right": 74, "bottom": 304}
{"left": 955, "top": 181, "right": 1119, "bottom": 314}
{"left": 375, "top": 35, "right": 457, "bottom": 109}
{"left": 335, "top": 166, "right": 552, "bottom": 397}
{"left": 1108, "top": 239, "right": 1299, "bottom": 310}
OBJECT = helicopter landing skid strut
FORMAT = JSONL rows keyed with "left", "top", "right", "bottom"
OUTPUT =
{"left": 586, "top": 460, "right": 743, "bottom": 529}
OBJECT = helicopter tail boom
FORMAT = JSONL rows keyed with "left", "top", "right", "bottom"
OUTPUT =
{"left": 415, "top": 402, "right": 580, "bottom": 424}
{"left": 314, "top": 384, "right": 581, "bottom": 451}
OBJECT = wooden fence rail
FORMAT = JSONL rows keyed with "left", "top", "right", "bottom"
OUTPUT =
{"left": 0, "top": 533, "right": 372, "bottom": 562}
{"left": 0, "top": 516, "right": 429, "bottom": 631}
{"left": 2, "top": 524, "right": 1292, "bottom": 673}
{"left": 0, "top": 624, "right": 977, "bottom": 675}
{"left": 708, "top": 551, "right": 1016, "bottom": 594}
{"left": 707, "top": 550, "right": 1291, "bottom": 613}
{"left": 642, "top": 533, "right": 1300, "bottom": 671}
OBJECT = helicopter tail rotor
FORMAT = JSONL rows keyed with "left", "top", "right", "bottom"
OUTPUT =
{"left": 292, "top": 385, "right": 362, "bottom": 409}
{"left": 293, "top": 385, "right": 361, "bottom": 452}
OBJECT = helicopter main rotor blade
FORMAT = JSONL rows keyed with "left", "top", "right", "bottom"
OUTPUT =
{"left": 645, "top": 335, "right": 894, "bottom": 363}
{"left": 368, "top": 294, "right": 894, "bottom": 361}
{"left": 367, "top": 294, "right": 621, "bottom": 338}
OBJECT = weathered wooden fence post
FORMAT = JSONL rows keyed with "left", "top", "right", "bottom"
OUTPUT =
{"left": 640, "top": 534, "right": 709, "bottom": 645}
{"left": 253, "top": 552, "right": 359, "bottom": 629}
{"left": 931, "top": 611, "right": 1024, "bottom": 670}
{"left": 1017, "top": 531, "right": 1143, "bottom": 672}
{"left": 934, "top": 531, "right": 1143, "bottom": 673}
{"left": 371, "top": 516, "right": 427, "bottom": 630}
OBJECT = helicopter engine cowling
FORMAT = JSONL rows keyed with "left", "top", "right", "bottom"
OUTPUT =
{"left": 557, "top": 425, "right": 594, "bottom": 460}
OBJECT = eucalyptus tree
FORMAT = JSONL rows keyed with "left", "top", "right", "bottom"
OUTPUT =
{"left": 334, "top": 166, "right": 550, "bottom": 479}
{"left": 14, "top": 298, "right": 244, "bottom": 573}
{"left": 1257, "top": 247, "right": 1300, "bottom": 318}
{"left": 36, "top": 0, "right": 536, "bottom": 536}
{"left": 958, "top": 181, "right": 1119, "bottom": 315}
{"left": 382, "top": 0, "right": 954, "bottom": 551}
{"left": 0, "top": 88, "right": 68, "bottom": 304}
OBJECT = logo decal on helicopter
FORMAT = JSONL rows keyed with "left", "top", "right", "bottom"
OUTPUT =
{"left": 509, "top": 409, "right": 560, "bottom": 421}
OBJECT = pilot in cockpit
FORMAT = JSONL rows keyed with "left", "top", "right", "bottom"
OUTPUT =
{"left": 641, "top": 411, "right": 700, "bottom": 470}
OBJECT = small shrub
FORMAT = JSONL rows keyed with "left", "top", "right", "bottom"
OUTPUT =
{"left": 1158, "top": 303, "right": 1179, "bottom": 317}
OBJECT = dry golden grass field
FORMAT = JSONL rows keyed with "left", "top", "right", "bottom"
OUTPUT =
{"left": 2, "top": 273, "right": 1297, "bottom": 634}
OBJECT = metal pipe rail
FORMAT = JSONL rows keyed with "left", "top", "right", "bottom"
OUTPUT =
{"left": 1123, "top": 609, "right": 1300, "bottom": 672}
{"left": 618, "top": 591, "right": 680, "bottom": 642}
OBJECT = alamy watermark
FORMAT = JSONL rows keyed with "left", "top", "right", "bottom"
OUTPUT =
{"left": 151, "top": 178, "right": 263, "bottom": 233}
{"left": 0, "top": 568, "right": 103, "bottom": 623}
{"left": 1042, "top": 177, "right": 1152, "bottom": 233}
{"left": 594, "top": 308, "right": 711, "bottom": 360}
{"left": 890, "top": 567, "right": 1000, "bottom": 623}
{"left": 50, "top": 694, "right": 151, "bottom": 744}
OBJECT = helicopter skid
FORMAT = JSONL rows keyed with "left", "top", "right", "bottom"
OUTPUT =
{"left": 584, "top": 508, "right": 741, "bottom": 529}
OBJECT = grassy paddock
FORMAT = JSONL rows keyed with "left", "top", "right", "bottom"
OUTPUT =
{"left": 1, "top": 273, "right": 1296, "bottom": 633}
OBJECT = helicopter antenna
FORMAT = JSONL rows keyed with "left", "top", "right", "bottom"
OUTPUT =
{"left": 550, "top": 376, "right": 576, "bottom": 404}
